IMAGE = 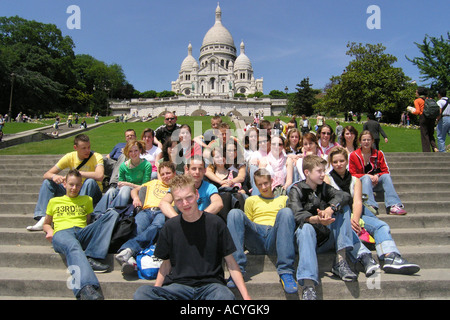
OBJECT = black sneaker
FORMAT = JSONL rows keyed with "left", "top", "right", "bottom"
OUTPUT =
{"left": 77, "top": 285, "right": 104, "bottom": 300}
{"left": 302, "top": 286, "right": 317, "bottom": 300}
{"left": 359, "top": 253, "right": 380, "bottom": 277}
{"left": 332, "top": 260, "right": 357, "bottom": 282}
{"left": 87, "top": 257, "right": 110, "bottom": 273}
{"left": 381, "top": 253, "right": 420, "bottom": 275}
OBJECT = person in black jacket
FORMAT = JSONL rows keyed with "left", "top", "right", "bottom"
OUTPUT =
{"left": 287, "top": 155, "right": 378, "bottom": 300}
{"left": 363, "top": 113, "right": 388, "bottom": 150}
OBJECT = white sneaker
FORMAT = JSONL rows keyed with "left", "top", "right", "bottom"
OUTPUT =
{"left": 26, "top": 217, "right": 45, "bottom": 231}
{"left": 115, "top": 248, "right": 133, "bottom": 265}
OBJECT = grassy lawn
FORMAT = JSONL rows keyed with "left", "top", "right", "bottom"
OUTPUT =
{"left": 0, "top": 115, "right": 447, "bottom": 155}
{"left": 0, "top": 116, "right": 232, "bottom": 155}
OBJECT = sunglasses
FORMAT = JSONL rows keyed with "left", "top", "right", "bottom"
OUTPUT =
{"left": 165, "top": 117, "right": 175, "bottom": 121}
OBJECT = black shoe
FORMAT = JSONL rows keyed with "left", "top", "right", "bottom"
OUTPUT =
{"left": 381, "top": 253, "right": 420, "bottom": 275}
{"left": 332, "top": 260, "right": 357, "bottom": 282}
{"left": 359, "top": 253, "right": 380, "bottom": 277}
{"left": 87, "top": 257, "right": 110, "bottom": 273}
{"left": 78, "top": 285, "right": 104, "bottom": 300}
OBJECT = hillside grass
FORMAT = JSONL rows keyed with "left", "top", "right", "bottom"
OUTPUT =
{"left": 0, "top": 115, "right": 446, "bottom": 155}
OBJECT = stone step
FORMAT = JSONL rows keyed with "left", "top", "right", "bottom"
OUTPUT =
{"left": 392, "top": 182, "right": 450, "bottom": 193}
{"left": 378, "top": 212, "right": 450, "bottom": 229}
{"left": 0, "top": 266, "right": 448, "bottom": 300}
{"left": 0, "top": 184, "right": 41, "bottom": 193}
{"left": 390, "top": 174, "right": 450, "bottom": 183}
{"left": 0, "top": 177, "right": 45, "bottom": 184}
{"left": 388, "top": 162, "right": 450, "bottom": 169}
{"left": 388, "top": 168, "right": 450, "bottom": 175}
{"left": 3, "top": 212, "right": 448, "bottom": 230}
{"left": 1, "top": 226, "right": 448, "bottom": 247}
{"left": 394, "top": 191, "right": 450, "bottom": 201}
{"left": 0, "top": 244, "right": 447, "bottom": 271}
{"left": 378, "top": 201, "right": 450, "bottom": 214}
{"left": 2, "top": 197, "right": 448, "bottom": 215}
{"left": 1, "top": 193, "right": 39, "bottom": 202}
{"left": 230, "top": 268, "right": 450, "bottom": 300}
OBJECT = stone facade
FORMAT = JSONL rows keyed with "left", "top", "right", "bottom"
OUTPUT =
{"left": 171, "top": 4, "right": 263, "bottom": 97}
{"left": 109, "top": 3, "right": 287, "bottom": 118}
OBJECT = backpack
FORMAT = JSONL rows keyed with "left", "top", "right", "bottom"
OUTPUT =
{"left": 108, "top": 204, "right": 139, "bottom": 253}
{"left": 136, "top": 244, "right": 163, "bottom": 280}
{"left": 422, "top": 97, "right": 440, "bottom": 119}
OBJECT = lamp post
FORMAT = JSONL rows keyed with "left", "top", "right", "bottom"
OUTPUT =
{"left": 8, "top": 73, "right": 15, "bottom": 122}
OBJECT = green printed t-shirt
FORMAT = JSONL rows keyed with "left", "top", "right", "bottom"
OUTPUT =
{"left": 46, "top": 195, "right": 94, "bottom": 234}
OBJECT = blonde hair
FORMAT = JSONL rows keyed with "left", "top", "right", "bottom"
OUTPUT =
{"left": 169, "top": 174, "right": 196, "bottom": 194}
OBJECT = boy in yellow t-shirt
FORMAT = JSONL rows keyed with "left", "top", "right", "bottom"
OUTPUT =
{"left": 43, "top": 169, "right": 119, "bottom": 300}
{"left": 115, "top": 161, "right": 176, "bottom": 275}
{"left": 226, "top": 168, "right": 297, "bottom": 294}
{"left": 28, "top": 134, "right": 104, "bottom": 231}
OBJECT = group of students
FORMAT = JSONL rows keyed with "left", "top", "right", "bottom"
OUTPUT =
{"left": 26, "top": 112, "right": 420, "bottom": 300}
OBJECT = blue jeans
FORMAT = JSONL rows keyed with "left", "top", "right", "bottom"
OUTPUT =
{"left": 134, "top": 282, "right": 235, "bottom": 300}
{"left": 295, "top": 206, "right": 370, "bottom": 286}
{"left": 226, "top": 207, "right": 296, "bottom": 276}
{"left": 437, "top": 116, "right": 450, "bottom": 152}
{"left": 119, "top": 209, "right": 166, "bottom": 254}
{"left": 51, "top": 209, "right": 119, "bottom": 298}
{"left": 93, "top": 185, "right": 132, "bottom": 216}
{"left": 361, "top": 206, "right": 399, "bottom": 257}
{"left": 360, "top": 174, "right": 402, "bottom": 209}
{"left": 34, "top": 178, "right": 102, "bottom": 219}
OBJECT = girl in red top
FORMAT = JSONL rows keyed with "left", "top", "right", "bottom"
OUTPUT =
{"left": 349, "top": 130, "right": 406, "bottom": 215}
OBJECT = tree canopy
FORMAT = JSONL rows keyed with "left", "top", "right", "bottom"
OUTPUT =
{"left": 317, "top": 42, "right": 415, "bottom": 122}
{"left": 0, "top": 16, "right": 134, "bottom": 117}
{"left": 407, "top": 32, "right": 450, "bottom": 91}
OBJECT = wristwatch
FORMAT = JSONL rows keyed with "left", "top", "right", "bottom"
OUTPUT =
{"left": 330, "top": 203, "right": 341, "bottom": 213}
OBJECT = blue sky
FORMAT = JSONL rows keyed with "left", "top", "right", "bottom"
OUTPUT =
{"left": 1, "top": 0, "right": 448, "bottom": 93}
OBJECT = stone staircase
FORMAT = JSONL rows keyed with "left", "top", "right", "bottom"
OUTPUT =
{"left": 0, "top": 152, "right": 449, "bottom": 300}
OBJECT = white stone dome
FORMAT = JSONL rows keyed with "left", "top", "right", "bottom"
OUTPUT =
{"left": 234, "top": 41, "right": 252, "bottom": 70}
{"left": 201, "top": 4, "right": 235, "bottom": 48}
{"left": 180, "top": 43, "right": 197, "bottom": 71}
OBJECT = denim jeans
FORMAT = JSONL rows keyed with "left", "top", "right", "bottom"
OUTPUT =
{"left": 93, "top": 185, "right": 132, "bottom": 216}
{"left": 226, "top": 207, "right": 296, "bottom": 276}
{"left": 119, "top": 209, "right": 166, "bottom": 254}
{"left": 360, "top": 174, "right": 402, "bottom": 209}
{"left": 294, "top": 206, "right": 370, "bottom": 286}
{"left": 436, "top": 117, "right": 450, "bottom": 152}
{"left": 34, "top": 178, "right": 102, "bottom": 220}
{"left": 361, "top": 206, "right": 399, "bottom": 257}
{"left": 51, "top": 209, "right": 119, "bottom": 298}
{"left": 134, "top": 282, "right": 235, "bottom": 300}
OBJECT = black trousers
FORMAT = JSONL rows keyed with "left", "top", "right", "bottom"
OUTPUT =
{"left": 419, "top": 114, "right": 437, "bottom": 152}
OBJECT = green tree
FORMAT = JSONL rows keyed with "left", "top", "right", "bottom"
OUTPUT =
{"left": 318, "top": 42, "right": 415, "bottom": 122}
{"left": 407, "top": 33, "right": 450, "bottom": 91}
{"left": 290, "top": 77, "right": 319, "bottom": 116}
{"left": 0, "top": 16, "right": 76, "bottom": 116}
{"left": 268, "top": 90, "right": 287, "bottom": 99}
{"left": 70, "top": 54, "right": 131, "bottom": 114}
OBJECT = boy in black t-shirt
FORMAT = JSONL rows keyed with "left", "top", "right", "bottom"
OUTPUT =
{"left": 133, "top": 174, "right": 251, "bottom": 300}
